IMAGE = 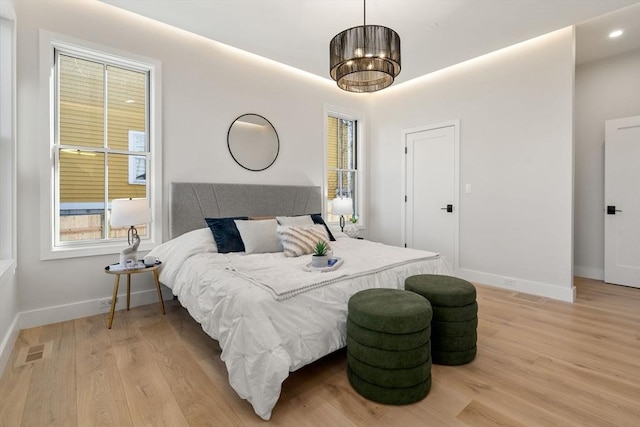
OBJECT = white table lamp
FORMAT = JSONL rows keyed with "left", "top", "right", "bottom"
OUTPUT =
{"left": 332, "top": 197, "right": 353, "bottom": 232}
{"left": 111, "top": 198, "right": 151, "bottom": 266}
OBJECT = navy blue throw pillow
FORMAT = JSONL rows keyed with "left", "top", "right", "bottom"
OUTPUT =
{"left": 205, "top": 216, "right": 249, "bottom": 253}
{"left": 310, "top": 213, "right": 336, "bottom": 241}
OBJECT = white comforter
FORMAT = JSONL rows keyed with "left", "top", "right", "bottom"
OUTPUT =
{"left": 148, "top": 230, "right": 450, "bottom": 420}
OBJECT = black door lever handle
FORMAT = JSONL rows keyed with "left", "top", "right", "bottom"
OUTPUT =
{"left": 606, "top": 206, "right": 622, "bottom": 215}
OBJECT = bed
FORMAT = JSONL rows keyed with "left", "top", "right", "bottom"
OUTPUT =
{"left": 148, "top": 182, "right": 451, "bottom": 420}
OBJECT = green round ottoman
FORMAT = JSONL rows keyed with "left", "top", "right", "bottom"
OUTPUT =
{"left": 431, "top": 332, "right": 477, "bottom": 352}
{"left": 432, "top": 317, "right": 478, "bottom": 337}
{"left": 405, "top": 274, "right": 478, "bottom": 366}
{"left": 431, "top": 347, "right": 477, "bottom": 366}
{"left": 347, "top": 352, "right": 432, "bottom": 388}
{"left": 348, "top": 288, "right": 432, "bottom": 333}
{"left": 347, "top": 336, "right": 431, "bottom": 369}
{"left": 347, "top": 318, "right": 431, "bottom": 351}
{"left": 405, "top": 274, "right": 476, "bottom": 307}
{"left": 432, "top": 302, "right": 478, "bottom": 322}
{"left": 347, "top": 288, "right": 432, "bottom": 404}
{"left": 348, "top": 368, "right": 432, "bottom": 406}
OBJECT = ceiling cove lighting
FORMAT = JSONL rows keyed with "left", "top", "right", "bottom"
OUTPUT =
{"left": 609, "top": 29, "right": 623, "bottom": 38}
{"left": 329, "top": 0, "right": 401, "bottom": 93}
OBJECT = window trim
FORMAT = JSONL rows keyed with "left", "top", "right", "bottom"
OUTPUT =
{"left": 39, "top": 31, "right": 163, "bottom": 260}
{"left": 128, "top": 130, "right": 147, "bottom": 185}
{"left": 0, "top": 2, "right": 17, "bottom": 281}
{"left": 323, "top": 105, "right": 365, "bottom": 230}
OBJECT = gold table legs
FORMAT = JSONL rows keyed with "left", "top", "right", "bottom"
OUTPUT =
{"left": 108, "top": 274, "right": 120, "bottom": 329}
{"left": 107, "top": 268, "right": 165, "bottom": 329}
{"left": 153, "top": 269, "right": 166, "bottom": 315}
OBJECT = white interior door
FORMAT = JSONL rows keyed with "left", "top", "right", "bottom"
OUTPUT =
{"left": 604, "top": 116, "right": 640, "bottom": 288}
{"left": 405, "top": 123, "right": 458, "bottom": 269}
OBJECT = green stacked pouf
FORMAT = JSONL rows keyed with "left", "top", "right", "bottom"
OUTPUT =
{"left": 405, "top": 274, "right": 477, "bottom": 366}
{"left": 347, "top": 288, "right": 433, "bottom": 405}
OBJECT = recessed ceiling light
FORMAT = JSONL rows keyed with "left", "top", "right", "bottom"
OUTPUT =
{"left": 609, "top": 29, "right": 623, "bottom": 38}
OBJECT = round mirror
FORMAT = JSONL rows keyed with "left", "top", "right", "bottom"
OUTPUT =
{"left": 227, "top": 114, "right": 279, "bottom": 171}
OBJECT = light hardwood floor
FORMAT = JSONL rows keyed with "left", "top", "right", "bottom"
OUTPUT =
{"left": 1, "top": 277, "right": 638, "bottom": 426}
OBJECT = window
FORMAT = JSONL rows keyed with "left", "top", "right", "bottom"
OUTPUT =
{"left": 40, "top": 32, "right": 162, "bottom": 259}
{"left": 325, "top": 109, "right": 364, "bottom": 227}
{"left": 0, "top": 6, "right": 16, "bottom": 278}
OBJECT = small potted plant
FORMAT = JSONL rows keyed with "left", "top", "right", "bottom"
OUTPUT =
{"left": 344, "top": 214, "right": 359, "bottom": 238}
{"left": 311, "top": 240, "right": 329, "bottom": 268}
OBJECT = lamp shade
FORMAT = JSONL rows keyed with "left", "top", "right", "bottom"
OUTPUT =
{"left": 330, "top": 24, "right": 401, "bottom": 93}
{"left": 332, "top": 198, "right": 353, "bottom": 216}
{"left": 110, "top": 198, "right": 151, "bottom": 227}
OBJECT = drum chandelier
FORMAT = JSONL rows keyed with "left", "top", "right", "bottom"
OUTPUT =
{"left": 329, "top": 0, "right": 401, "bottom": 93}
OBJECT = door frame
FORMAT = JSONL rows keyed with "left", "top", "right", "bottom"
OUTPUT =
{"left": 604, "top": 115, "right": 640, "bottom": 287}
{"left": 401, "top": 119, "right": 460, "bottom": 271}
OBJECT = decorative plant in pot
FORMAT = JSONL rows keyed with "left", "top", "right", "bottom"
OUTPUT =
{"left": 311, "top": 240, "right": 330, "bottom": 268}
{"left": 344, "top": 215, "right": 359, "bottom": 238}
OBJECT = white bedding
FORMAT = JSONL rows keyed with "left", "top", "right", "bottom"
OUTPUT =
{"left": 148, "top": 229, "right": 451, "bottom": 420}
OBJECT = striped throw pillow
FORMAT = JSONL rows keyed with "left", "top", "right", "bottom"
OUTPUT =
{"left": 277, "top": 225, "right": 331, "bottom": 257}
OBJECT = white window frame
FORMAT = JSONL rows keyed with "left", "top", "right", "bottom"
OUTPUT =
{"left": 128, "top": 130, "right": 146, "bottom": 185}
{"left": 0, "top": 1, "right": 17, "bottom": 279}
{"left": 39, "top": 31, "right": 163, "bottom": 260}
{"left": 323, "top": 104, "right": 366, "bottom": 230}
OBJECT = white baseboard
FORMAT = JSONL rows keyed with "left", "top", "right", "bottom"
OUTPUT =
{"left": 573, "top": 265, "right": 604, "bottom": 281}
{"left": 18, "top": 286, "right": 174, "bottom": 330}
{"left": 0, "top": 314, "right": 19, "bottom": 376}
{"left": 456, "top": 268, "right": 576, "bottom": 302}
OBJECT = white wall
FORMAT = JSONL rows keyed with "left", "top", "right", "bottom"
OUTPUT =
{"left": 368, "top": 28, "right": 576, "bottom": 301}
{"left": 14, "top": 0, "right": 363, "bottom": 328}
{"left": 574, "top": 49, "right": 640, "bottom": 280}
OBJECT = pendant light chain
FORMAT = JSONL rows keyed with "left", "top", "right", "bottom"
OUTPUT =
{"left": 363, "top": 0, "right": 367, "bottom": 55}
{"left": 364, "top": 0, "right": 366, "bottom": 27}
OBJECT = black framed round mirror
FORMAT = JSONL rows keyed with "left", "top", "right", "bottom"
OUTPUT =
{"left": 227, "top": 114, "right": 279, "bottom": 171}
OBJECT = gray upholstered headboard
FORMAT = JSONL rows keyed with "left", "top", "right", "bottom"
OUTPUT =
{"left": 170, "top": 182, "right": 323, "bottom": 238}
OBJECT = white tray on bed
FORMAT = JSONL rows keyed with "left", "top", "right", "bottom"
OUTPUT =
{"left": 303, "top": 257, "right": 343, "bottom": 272}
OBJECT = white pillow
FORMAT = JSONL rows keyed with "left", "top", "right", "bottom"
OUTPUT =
{"left": 276, "top": 215, "right": 314, "bottom": 226}
{"left": 277, "top": 224, "right": 331, "bottom": 257}
{"left": 146, "top": 227, "right": 218, "bottom": 286}
{"left": 234, "top": 219, "right": 282, "bottom": 254}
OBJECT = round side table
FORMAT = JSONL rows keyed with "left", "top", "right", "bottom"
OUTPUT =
{"left": 104, "top": 263, "right": 165, "bottom": 328}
